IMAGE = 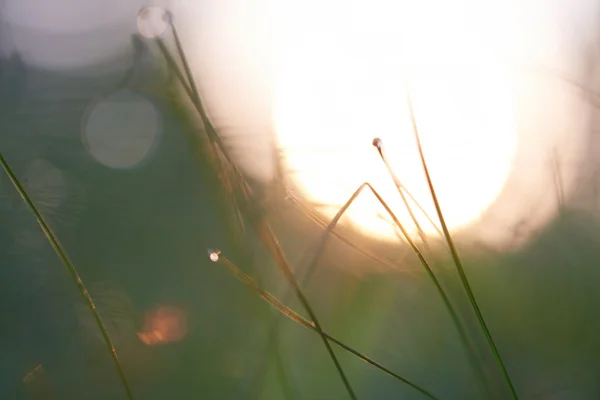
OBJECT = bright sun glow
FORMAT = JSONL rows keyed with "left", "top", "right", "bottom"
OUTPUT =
{"left": 272, "top": 0, "right": 518, "bottom": 241}
{"left": 170, "top": 0, "right": 593, "bottom": 250}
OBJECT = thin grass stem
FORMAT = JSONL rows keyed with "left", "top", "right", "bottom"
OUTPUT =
{"left": 551, "top": 149, "right": 565, "bottom": 212}
{"left": 405, "top": 89, "right": 519, "bottom": 399}
{"left": 0, "top": 153, "right": 135, "bottom": 400}
{"left": 374, "top": 140, "right": 491, "bottom": 395}
{"left": 154, "top": 38, "right": 222, "bottom": 150}
{"left": 211, "top": 251, "right": 439, "bottom": 400}
{"left": 394, "top": 184, "right": 443, "bottom": 239}
{"left": 288, "top": 194, "right": 414, "bottom": 275}
{"left": 157, "top": 24, "right": 254, "bottom": 237}
{"left": 156, "top": 24, "right": 358, "bottom": 398}
{"left": 373, "top": 139, "right": 443, "bottom": 239}
{"left": 301, "top": 182, "right": 490, "bottom": 396}
{"left": 254, "top": 221, "right": 358, "bottom": 400}
{"left": 374, "top": 139, "right": 428, "bottom": 243}
{"left": 163, "top": 15, "right": 240, "bottom": 175}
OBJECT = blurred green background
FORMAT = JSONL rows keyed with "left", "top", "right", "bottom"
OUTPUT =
{"left": 2, "top": 2, "right": 600, "bottom": 399}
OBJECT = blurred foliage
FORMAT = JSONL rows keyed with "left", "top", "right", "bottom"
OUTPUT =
{"left": 3, "top": 26, "right": 600, "bottom": 400}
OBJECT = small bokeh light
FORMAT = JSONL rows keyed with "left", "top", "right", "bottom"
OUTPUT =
{"left": 136, "top": 6, "right": 171, "bottom": 40}
{"left": 137, "top": 306, "right": 188, "bottom": 346}
{"left": 82, "top": 89, "right": 162, "bottom": 169}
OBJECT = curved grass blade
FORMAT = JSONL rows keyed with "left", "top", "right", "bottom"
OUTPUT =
{"left": 405, "top": 89, "right": 519, "bottom": 399}
{"left": 210, "top": 250, "right": 439, "bottom": 400}
{"left": 287, "top": 193, "right": 414, "bottom": 275}
{"left": 0, "top": 153, "right": 135, "bottom": 400}
{"left": 301, "top": 182, "right": 491, "bottom": 396}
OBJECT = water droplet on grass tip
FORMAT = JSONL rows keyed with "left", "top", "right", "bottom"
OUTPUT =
{"left": 137, "top": 6, "right": 172, "bottom": 39}
{"left": 372, "top": 137, "right": 383, "bottom": 149}
{"left": 208, "top": 249, "right": 220, "bottom": 262}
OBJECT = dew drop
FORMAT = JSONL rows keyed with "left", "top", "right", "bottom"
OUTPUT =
{"left": 137, "top": 6, "right": 171, "bottom": 39}
{"left": 208, "top": 249, "right": 220, "bottom": 262}
{"left": 372, "top": 137, "right": 383, "bottom": 149}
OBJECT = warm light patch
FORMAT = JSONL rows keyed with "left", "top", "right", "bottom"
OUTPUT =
{"left": 169, "top": 0, "right": 592, "bottom": 249}
{"left": 137, "top": 306, "right": 188, "bottom": 345}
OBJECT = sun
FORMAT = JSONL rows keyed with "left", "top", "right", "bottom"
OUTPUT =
{"left": 271, "top": 0, "right": 518, "bottom": 241}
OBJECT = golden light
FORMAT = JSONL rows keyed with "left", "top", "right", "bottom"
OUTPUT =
{"left": 137, "top": 306, "right": 188, "bottom": 346}
{"left": 170, "top": 0, "right": 594, "bottom": 249}
{"left": 272, "top": 0, "right": 518, "bottom": 241}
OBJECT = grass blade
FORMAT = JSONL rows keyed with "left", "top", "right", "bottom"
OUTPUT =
{"left": 302, "top": 182, "right": 491, "bottom": 395}
{"left": 288, "top": 194, "right": 414, "bottom": 274}
{"left": 156, "top": 27, "right": 358, "bottom": 399}
{"left": 405, "top": 89, "right": 519, "bottom": 399}
{"left": 374, "top": 138, "right": 428, "bottom": 243}
{"left": 373, "top": 141, "right": 491, "bottom": 395}
{"left": 254, "top": 220, "right": 358, "bottom": 399}
{"left": 0, "top": 153, "right": 135, "bottom": 400}
{"left": 373, "top": 138, "right": 443, "bottom": 240}
{"left": 209, "top": 250, "right": 439, "bottom": 400}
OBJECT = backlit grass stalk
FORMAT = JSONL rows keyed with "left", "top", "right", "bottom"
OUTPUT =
{"left": 373, "top": 138, "right": 429, "bottom": 243}
{"left": 302, "top": 181, "right": 492, "bottom": 397}
{"left": 0, "top": 153, "right": 135, "bottom": 400}
{"left": 405, "top": 89, "right": 519, "bottom": 399}
{"left": 157, "top": 20, "right": 358, "bottom": 400}
{"left": 250, "top": 221, "right": 359, "bottom": 400}
{"left": 373, "top": 139, "right": 491, "bottom": 396}
{"left": 551, "top": 149, "right": 565, "bottom": 212}
{"left": 288, "top": 194, "right": 414, "bottom": 274}
{"left": 210, "top": 251, "right": 439, "bottom": 400}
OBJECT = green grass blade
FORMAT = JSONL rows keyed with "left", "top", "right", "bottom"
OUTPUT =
{"left": 374, "top": 138, "right": 443, "bottom": 239}
{"left": 210, "top": 250, "right": 439, "bottom": 400}
{"left": 374, "top": 139, "right": 428, "bottom": 243}
{"left": 254, "top": 220, "right": 359, "bottom": 400}
{"left": 0, "top": 153, "right": 135, "bottom": 400}
{"left": 288, "top": 194, "right": 414, "bottom": 274}
{"left": 374, "top": 142, "right": 491, "bottom": 395}
{"left": 302, "top": 182, "right": 490, "bottom": 395}
{"left": 157, "top": 26, "right": 358, "bottom": 399}
{"left": 405, "top": 90, "right": 519, "bottom": 399}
